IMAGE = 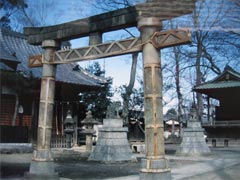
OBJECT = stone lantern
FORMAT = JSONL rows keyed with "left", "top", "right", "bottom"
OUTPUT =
{"left": 81, "top": 111, "right": 98, "bottom": 152}
{"left": 64, "top": 110, "right": 75, "bottom": 148}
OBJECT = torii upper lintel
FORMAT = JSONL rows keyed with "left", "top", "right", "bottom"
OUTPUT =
{"left": 24, "top": 0, "right": 196, "bottom": 45}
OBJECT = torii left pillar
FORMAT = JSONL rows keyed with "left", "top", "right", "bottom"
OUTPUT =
{"left": 138, "top": 17, "right": 171, "bottom": 180}
{"left": 25, "top": 40, "right": 59, "bottom": 180}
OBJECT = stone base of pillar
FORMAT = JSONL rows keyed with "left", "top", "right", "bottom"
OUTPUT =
{"left": 24, "top": 150, "right": 59, "bottom": 180}
{"left": 24, "top": 161, "right": 59, "bottom": 180}
{"left": 140, "top": 158, "right": 171, "bottom": 180}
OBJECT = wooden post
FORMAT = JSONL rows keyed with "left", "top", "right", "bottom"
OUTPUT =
{"left": 25, "top": 40, "right": 59, "bottom": 180}
{"left": 138, "top": 17, "right": 171, "bottom": 180}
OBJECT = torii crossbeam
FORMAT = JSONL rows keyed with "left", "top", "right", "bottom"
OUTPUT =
{"left": 29, "top": 29, "right": 191, "bottom": 67}
{"left": 24, "top": 0, "right": 196, "bottom": 180}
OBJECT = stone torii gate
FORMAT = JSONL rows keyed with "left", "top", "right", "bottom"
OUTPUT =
{"left": 24, "top": 0, "right": 195, "bottom": 179}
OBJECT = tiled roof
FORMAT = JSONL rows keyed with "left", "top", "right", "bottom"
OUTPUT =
{"left": 194, "top": 81, "right": 240, "bottom": 90}
{"left": 209, "top": 66, "right": 240, "bottom": 83}
{"left": 0, "top": 29, "right": 20, "bottom": 63}
{"left": 194, "top": 66, "right": 240, "bottom": 91}
{"left": 0, "top": 28, "right": 108, "bottom": 87}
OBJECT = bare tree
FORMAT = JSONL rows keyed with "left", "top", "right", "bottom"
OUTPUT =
{"left": 0, "top": 0, "right": 27, "bottom": 30}
{"left": 162, "top": 0, "right": 240, "bottom": 123}
{"left": 182, "top": 0, "right": 239, "bottom": 118}
{"left": 92, "top": 0, "right": 143, "bottom": 11}
{"left": 121, "top": 53, "right": 138, "bottom": 125}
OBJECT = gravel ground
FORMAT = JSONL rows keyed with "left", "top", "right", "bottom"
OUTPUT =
{"left": 1, "top": 146, "right": 240, "bottom": 180}
{"left": 0, "top": 153, "right": 196, "bottom": 179}
{"left": 181, "top": 164, "right": 240, "bottom": 180}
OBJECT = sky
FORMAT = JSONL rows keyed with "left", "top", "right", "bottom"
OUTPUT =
{"left": 70, "top": 28, "right": 142, "bottom": 90}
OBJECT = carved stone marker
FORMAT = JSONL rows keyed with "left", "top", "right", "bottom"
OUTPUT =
{"left": 176, "top": 106, "right": 211, "bottom": 155}
{"left": 88, "top": 103, "right": 136, "bottom": 162}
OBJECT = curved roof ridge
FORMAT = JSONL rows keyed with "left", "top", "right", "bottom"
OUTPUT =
{"left": 77, "top": 65, "right": 110, "bottom": 84}
{"left": 210, "top": 65, "right": 240, "bottom": 83}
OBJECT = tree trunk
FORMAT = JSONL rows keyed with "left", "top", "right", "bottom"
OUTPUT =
{"left": 122, "top": 53, "right": 138, "bottom": 126}
{"left": 193, "top": 7, "right": 203, "bottom": 120}
{"left": 173, "top": 46, "right": 184, "bottom": 137}
{"left": 195, "top": 30, "right": 204, "bottom": 120}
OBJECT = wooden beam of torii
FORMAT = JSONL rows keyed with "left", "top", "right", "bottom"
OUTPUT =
{"left": 29, "top": 29, "right": 191, "bottom": 67}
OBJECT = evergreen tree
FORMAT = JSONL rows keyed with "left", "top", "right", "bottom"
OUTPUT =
{"left": 83, "top": 62, "right": 113, "bottom": 121}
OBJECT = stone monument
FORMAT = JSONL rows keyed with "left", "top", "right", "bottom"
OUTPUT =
{"left": 176, "top": 105, "right": 211, "bottom": 155}
{"left": 88, "top": 102, "right": 136, "bottom": 162}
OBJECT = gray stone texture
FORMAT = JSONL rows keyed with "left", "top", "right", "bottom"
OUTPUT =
{"left": 88, "top": 118, "right": 136, "bottom": 162}
{"left": 140, "top": 171, "right": 171, "bottom": 180}
{"left": 176, "top": 107, "right": 211, "bottom": 155}
{"left": 25, "top": 40, "right": 59, "bottom": 179}
{"left": 24, "top": 1, "right": 195, "bottom": 45}
{"left": 140, "top": 158, "right": 171, "bottom": 180}
{"left": 25, "top": 160, "right": 59, "bottom": 180}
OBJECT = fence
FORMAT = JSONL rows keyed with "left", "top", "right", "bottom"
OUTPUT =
{"left": 51, "top": 131, "right": 71, "bottom": 148}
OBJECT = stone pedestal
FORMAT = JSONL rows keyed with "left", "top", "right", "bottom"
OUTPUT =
{"left": 88, "top": 118, "right": 136, "bottom": 162}
{"left": 176, "top": 107, "right": 211, "bottom": 155}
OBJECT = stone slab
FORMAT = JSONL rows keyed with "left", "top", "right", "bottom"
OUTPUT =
{"left": 103, "top": 118, "right": 123, "bottom": 128}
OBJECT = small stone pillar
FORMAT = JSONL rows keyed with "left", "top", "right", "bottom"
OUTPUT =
{"left": 138, "top": 17, "right": 171, "bottom": 180}
{"left": 81, "top": 111, "right": 98, "bottom": 152}
{"left": 25, "top": 40, "right": 59, "bottom": 180}
{"left": 176, "top": 106, "right": 211, "bottom": 155}
{"left": 89, "top": 32, "right": 102, "bottom": 45}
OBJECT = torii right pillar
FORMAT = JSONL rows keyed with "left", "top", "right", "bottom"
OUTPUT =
{"left": 138, "top": 17, "right": 171, "bottom": 180}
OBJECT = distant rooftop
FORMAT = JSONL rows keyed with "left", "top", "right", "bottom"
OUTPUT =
{"left": 194, "top": 66, "right": 240, "bottom": 90}
{"left": 194, "top": 66, "right": 240, "bottom": 98}
{"left": 0, "top": 28, "right": 108, "bottom": 87}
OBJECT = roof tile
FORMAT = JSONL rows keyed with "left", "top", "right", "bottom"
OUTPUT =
{"left": 0, "top": 28, "right": 107, "bottom": 87}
